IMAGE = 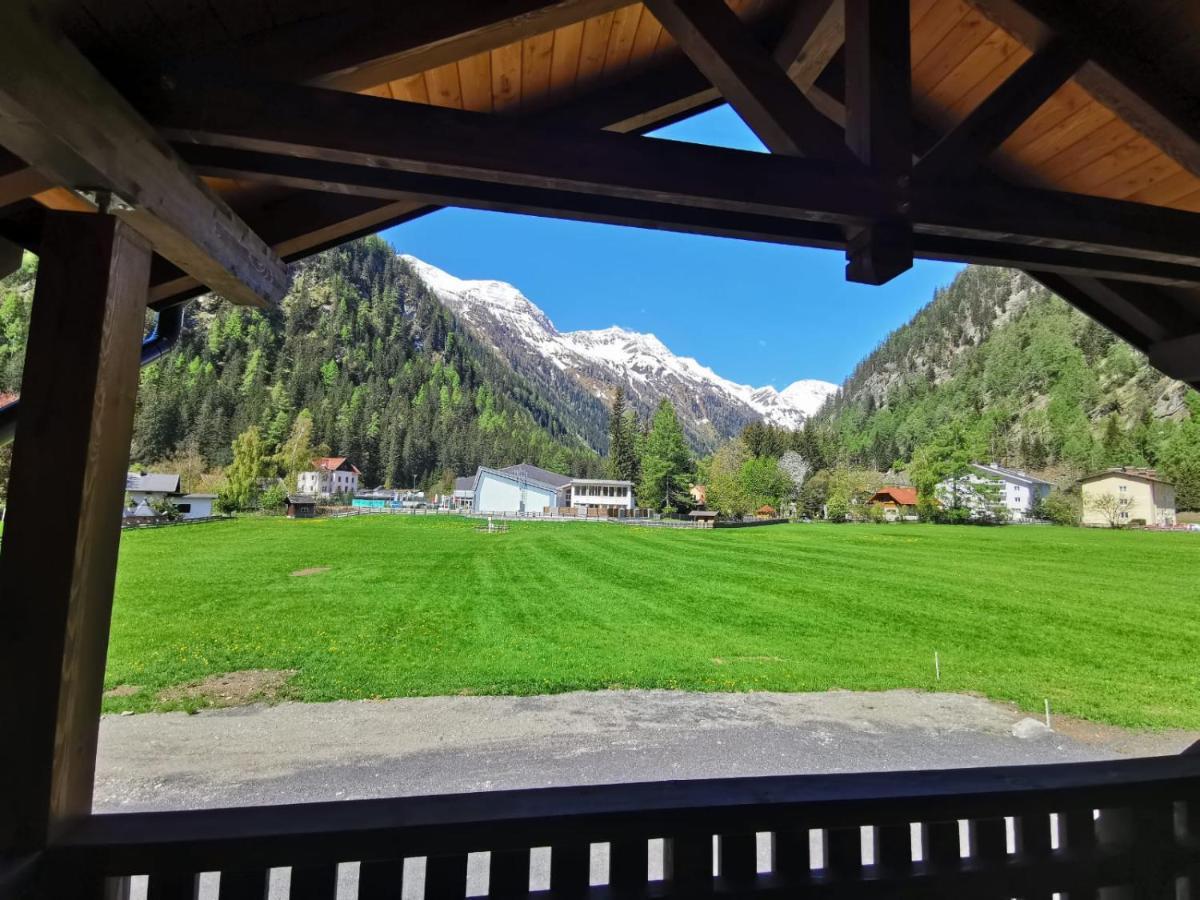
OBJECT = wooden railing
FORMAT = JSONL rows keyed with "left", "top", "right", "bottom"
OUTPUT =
{"left": 38, "top": 755, "right": 1200, "bottom": 898}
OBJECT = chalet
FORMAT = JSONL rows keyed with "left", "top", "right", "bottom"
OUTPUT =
{"left": 124, "top": 471, "right": 181, "bottom": 506}
{"left": 868, "top": 486, "right": 920, "bottom": 521}
{"left": 1080, "top": 468, "right": 1177, "bottom": 527}
{"left": 297, "top": 457, "right": 361, "bottom": 498}
{"left": 3, "top": 0, "right": 1200, "bottom": 894}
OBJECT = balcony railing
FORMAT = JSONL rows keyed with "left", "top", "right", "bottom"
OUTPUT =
{"left": 33, "top": 754, "right": 1200, "bottom": 898}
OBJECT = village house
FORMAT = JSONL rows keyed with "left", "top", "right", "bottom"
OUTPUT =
{"left": 937, "top": 463, "right": 1052, "bottom": 521}
{"left": 867, "top": 486, "right": 920, "bottom": 521}
{"left": 297, "top": 457, "right": 360, "bottom": 498}
{"left": 1080, "top": 467, "right": 1176, "bottom": 527}
{"left": 570, "top": 477, "right": 636, "bottom": 514}
{"left": 125, "top": 471, "right": 180, "bottom": 506}
{"left": 461, "top": 464, "right": 635, "bottom": 516}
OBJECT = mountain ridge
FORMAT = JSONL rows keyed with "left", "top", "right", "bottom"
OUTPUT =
{"left": 399, "top": 254, "right": 836, "bottom": 451}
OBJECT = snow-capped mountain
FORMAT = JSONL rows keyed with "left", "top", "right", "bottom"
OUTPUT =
{"left": 400, "top": 254, "right": 837, "bottom": 451}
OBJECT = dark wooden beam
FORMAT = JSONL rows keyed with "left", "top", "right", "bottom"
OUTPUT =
{"left": 843, "top": 0, "right": 912, "bottom": 285}
{"left": 775, "top": 0, "right": 845, "bottom": 92}
{"left": 0, "top": 234, "right": 20, "bottom": 279}
{"left": 0, "top": 213, "right": 151, "bottom": 860}
{"left": 180, "top": 144, "right": 1200, "bottom": 288}
{"left": 1148, "top": 333, "right": 1200, "bottom": 384}
{"left": 148, "top": 80, "right": 1200, "bottom": 269}
{"left": 971, "top": 0, "right": 1200, "bottom": 182}
{"left": 917, "top": 41, "right": 1083, "bottom": 181}
{"left": 0, "top": 3, "right": 287, "bottom": 307}
{"left": 643, "top": 0, "right": 859, "bottom": 163}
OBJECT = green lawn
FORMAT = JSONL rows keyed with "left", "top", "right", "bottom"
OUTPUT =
{"left": 106, "top": 517, "right": 1200, "bottom": 728}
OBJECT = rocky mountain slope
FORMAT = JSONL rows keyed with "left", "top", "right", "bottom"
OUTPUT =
{"left": 401, "top": 255, "right": 836, "bottom": 452}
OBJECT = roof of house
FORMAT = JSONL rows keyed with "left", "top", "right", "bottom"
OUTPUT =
{"left": 311, "top": 457, "right": 361, "bottom": 475}
{"left": 180, "top": 493, "right": 218, "bottom": 499}
{"left": 688, "top": 510, "right": 719, "bottom": 518}
{"left": 870, "top": 487, "right": 919, "bottom": 506}
{"left": 1080, "top": 467, "right": 1174, "bottom": 486}
{"left": 570, "top": 477, "right": 633, "bottom": 487}
{"left": 500, "top": 463, "right": 572, "bottom": 489}
{"left": 971, "top": 463, "right": 1053, "bottom": 486}
{"left": 453, "top": 476, "right": 474, "bottom": 492}
{"left": 286, "top": 493, "right": 319, "bottom": 504}
{"left": 125, "top": 472, "right": 181, "bottom": 494}
{"left": 475, "top": 465, "right": 567, "bottom": 494}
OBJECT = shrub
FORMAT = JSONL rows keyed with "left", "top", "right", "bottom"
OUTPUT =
{"left": 1036, "top": 490, "right": 1080, "bottom": 526}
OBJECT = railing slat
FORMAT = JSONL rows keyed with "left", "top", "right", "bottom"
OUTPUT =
{"left": 663, "top": 834, "right": 712, "bottom": 895}
{"left": 488, "top": 849, "right": 530, "bottom": 898}
{"left": 424, "top": 855, "right": 468, "bottom": 900}
{"left": 768, "top": 827, "right": 812, "bottom": 885}
{"left": 716, "top": 832, "right": 756, "bottom": 884}
{"left": 288, "top": 864, "right": 337, "bottom": 900}
{"left": 874, "top": 823, "right": 913, "bottom": 877}
{"left": 608, "top": 838, "right": 648, "bottom": 892}
{"left": 825, "top": 826, "right": 862, "bottom": 879}
{"left": 146, "top": 872, "right": 197, "bottom": 900}
{"left": 217, "top": 868, "right": 269, "bottom": 899}
{"left": 548, "top": 843, "right": 590, "bottom": 896}
{"left": 358, "top": 859, "right": 404, "bottom": 899}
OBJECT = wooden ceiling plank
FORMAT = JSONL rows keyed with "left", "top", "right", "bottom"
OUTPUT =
{"left": 0, "top": 3, "right": 285, "bottom": 307}
{"left": 1126, "top": 167, "right": 1200, "bottom": 207}
{"left": 522, "top": 31, "right": 558, "bottom": 107}
{"left": 643, "top": 0, "right": 858, "bottom": 163}
{"left": 912, "top": 8, "right": 994, "bottom": 93}
{"left": 943, "top": 41, "right": 1030, "bottom": 122}
{"left": 425, "top": 62, "right": 465, "bottom": 110}
{"left": 388, "top": 74, "right": 429, "bottom": 105}
{"left": 457, "top": 52, "right": 495, "bottom": 113}
{"left": 576, "top": 10, "right": 617, "bottom": 89}
{"left": 921, "top": 25, "right": 1026, "bottom": 121}
{"left": 491, "top": 40, "right": 525, "bottom": 111}
{"left": 1037, "top": 118, "right": 1143, "bottom": 183}
{"left": 997, "top": 80, "right": 1093, "bottom": 154}
{"left": 1057, "top": 136, "right": 1166, "bottom": 196}
{"left": 998, "top": 100, "right": 1115, "bottom": 172}
{"left": 603, "top": 5, "right": 644, "bottom": 75}
{"left": 1091, "top": 156, "right": 1186, "bottom": 203}
{"left": 548, "top": 21, "right": 586, "bottom": 100}
{"left": 916, "top": 40, "right": 1082, "bottom": 181}
{"left": 1171, "top": 189, "right": 1200, "bottom": 214}
{"left": 628, "top": 5, "right": 665, "bottom": 66}
{"left": 910, "top": 0, "right": 971, "bottom": 67}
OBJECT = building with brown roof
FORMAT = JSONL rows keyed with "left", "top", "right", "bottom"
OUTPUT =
{"left": 868, "top": 486, "right": 921, "bottom": 521}
{"left": 297, "top": 457, "right": 361, "bottom": 498}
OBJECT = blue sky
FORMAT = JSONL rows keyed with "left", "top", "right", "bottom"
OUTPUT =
{"left": 382, "top": 104, "right": 963, "bottom": 388}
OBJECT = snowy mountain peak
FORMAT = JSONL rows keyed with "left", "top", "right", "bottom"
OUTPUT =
{"left": 399, "top": 253, "right": 837, "bottom": 443}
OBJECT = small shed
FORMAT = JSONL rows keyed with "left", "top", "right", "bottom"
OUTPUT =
{"left": 176, "top": 493, "right": 216, "bottom": 519}
{"left": 286, "top": 494, "right": 318, "bottom": 519}
{"left": 688, "top": 510, "right": 719, "bottom": 529}
{"left": 756, "top": 504, "right": 777, "bottom": 519}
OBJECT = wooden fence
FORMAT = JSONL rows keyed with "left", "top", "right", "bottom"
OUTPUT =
{"left": 39, "top": 754, "right": 1200, "bottom": 898}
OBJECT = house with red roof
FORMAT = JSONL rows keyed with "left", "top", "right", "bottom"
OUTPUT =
{"left": 297, "top": 456, "right": 361, "bottom": 499}
{"left": 867, "top": 486, "right": 920, "bottom": 522}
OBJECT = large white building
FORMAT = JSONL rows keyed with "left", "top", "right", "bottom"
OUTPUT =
{"left": 297, "top": 457, "right": 361, "bottom": 498}
{"left": 937, "top": 463, "right": 1052, "bottom": 521}
{"left": 465, "top": 464, "right": 635, "bottom": 515}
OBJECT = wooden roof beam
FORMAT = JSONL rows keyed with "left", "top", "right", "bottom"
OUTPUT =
{"left": 843, "top": 0, "right": 913, "bottom": 285}
{"left": 147, "top": 81, "right": 1200, "bottom": 270}
{"left": 916, "top": 40, "right": 1083, "bottom": 182}
{"left": 178, "top": 143, "right": 1200, "bottom": 288}
{"left": 0, "top": 4, "right": 287, "bottom": 308}
{"left": 643, "top": 0, "right": 859, "bottom": 164}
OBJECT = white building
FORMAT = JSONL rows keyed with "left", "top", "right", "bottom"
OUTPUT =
{"left": 937, "top": 463, "right": 1052, "bottom": 521}
{"left": 297, "top": 457, "right": 361, "bottom": 498}
{"left": 570, "top": 478, "right": 635, "bottom": 512}
{"left": 450, "top": 476, "right": 475, "bottom": 510}
{"left": 472, "top": 464, "right": 571, "bottom": 514}
{"left": 175, "top": 493, "right": 217, "bottom": 519}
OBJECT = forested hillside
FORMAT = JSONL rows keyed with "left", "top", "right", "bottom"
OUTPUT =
{"left": 0, "top": 238, "right": 601, "bottom": 490}
{"left": 800, "top": 266, "right": 1200, "bottom": 507}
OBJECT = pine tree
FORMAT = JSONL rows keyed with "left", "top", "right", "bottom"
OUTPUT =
{"left": 605, "top": 387, "right": 640, "bottom": 482}
{"left": 637, "top": 399, "right": 694, "bottom": 513}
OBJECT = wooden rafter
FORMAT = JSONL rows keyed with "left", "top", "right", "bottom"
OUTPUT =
{"left": 916, "top": 40, "right": 1084, "bottom": 181}
{"left": 643, "top": 0, "right": 858, "bottom": 163}
{"left": 775, "top": 0, "right": 846, "bottom": 93}
{"left": 0, "top": 5, "right": 287, "bottom": 307}
{"left": 843, "top": 0, "right": 913, "bottom": 285}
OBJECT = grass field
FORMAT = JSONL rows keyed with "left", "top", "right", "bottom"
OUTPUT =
{"left": 105, "top": 516, "right": 1200, "bottom": 728}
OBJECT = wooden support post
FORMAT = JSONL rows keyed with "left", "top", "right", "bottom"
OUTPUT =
{"left": 0, "top": 235, "right": 21, "bottom": 280}
{"left": 0, "top": 214, "right": 151, "bottom": 864}
{"left": 843, "top": 0, "right": 913, "bottom": 285}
